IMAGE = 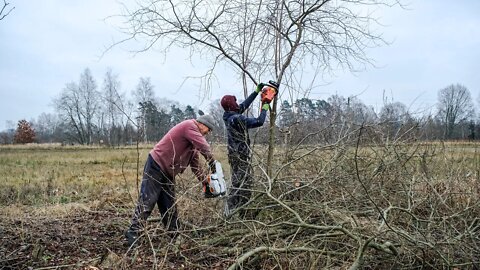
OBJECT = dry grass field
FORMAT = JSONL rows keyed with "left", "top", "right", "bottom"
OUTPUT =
{"left": 1, "top": 141, "right": 479, "bottom": 269}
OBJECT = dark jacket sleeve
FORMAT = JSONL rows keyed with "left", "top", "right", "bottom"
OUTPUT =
{"left": 240, "top": 108, "right": 268, "bottom": 129}
{"left": 238, "top": 91, "right": 259, "bottom": 114}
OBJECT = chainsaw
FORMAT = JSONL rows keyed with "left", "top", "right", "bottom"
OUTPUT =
{"left": 260, "top": 80, "right": 279, "bottom": 103}
{"left": 203, "top": 160, "right": 227, "bottom": 198}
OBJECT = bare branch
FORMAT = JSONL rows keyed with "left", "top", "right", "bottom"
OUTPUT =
{"left": 0, "top": 0, "right": 14, "bottom": 21}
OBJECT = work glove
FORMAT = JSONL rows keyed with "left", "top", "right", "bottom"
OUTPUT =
{"left": 262, "top": 103, "right": 270, "bottom": 111}
{"left": 255, "top": 83, "right": 266, "bottom": 93}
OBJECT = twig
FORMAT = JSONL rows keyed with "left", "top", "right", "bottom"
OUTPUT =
{"left": 227, "top": 246, "right": 338, "bottom": 270}
{"left": 32, "top": 257, "right": 101, "bottom": 270}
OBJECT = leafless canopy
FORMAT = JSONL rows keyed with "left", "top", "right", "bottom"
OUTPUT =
{"left": 436, "top": 83, "right": 474, "bottom": 139}
{"left": 118, "top": 0, "right": 400, "bottom": 92}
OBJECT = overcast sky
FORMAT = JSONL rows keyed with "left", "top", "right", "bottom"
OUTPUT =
{"left": 1, "top": 0, "right": 479, "bottom": 131}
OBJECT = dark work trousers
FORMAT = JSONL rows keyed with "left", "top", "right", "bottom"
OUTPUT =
{"left": 129, "top": 154, "right": 179, "bottom": 234}
{"left": 226, "top": 149, "right": 253, "bottom": 211}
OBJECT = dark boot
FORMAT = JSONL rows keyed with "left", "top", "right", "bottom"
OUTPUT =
{"left": 124, "top": 229, "right": 139, "bottom": 247}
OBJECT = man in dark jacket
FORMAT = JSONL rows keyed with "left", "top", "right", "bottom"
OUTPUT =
{"left": 221, "top": 83, "right": 271, "bottom": 217}
{"left": 125, "top": 115, "right": 217, "bottom": 246}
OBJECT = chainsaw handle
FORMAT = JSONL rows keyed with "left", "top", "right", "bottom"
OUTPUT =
{"left": 268, "top": 80, "right": 279, "bottom": 89}
{"left": 209, "top": 160, "right": 217, "bottom": 173}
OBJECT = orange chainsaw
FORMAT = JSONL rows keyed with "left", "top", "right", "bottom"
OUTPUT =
{"left": 260, "top": 80, "right": 279, "bottom": 103}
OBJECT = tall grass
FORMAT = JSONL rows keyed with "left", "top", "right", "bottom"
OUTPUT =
{"left": 0, "top": 143, "right": 229, "bottom": 207}
{"left": 0, "top": 145, "right": 149, "bottom": 205}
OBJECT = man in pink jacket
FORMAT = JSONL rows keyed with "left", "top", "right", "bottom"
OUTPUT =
{"left": 125, "top": 115, "right": 217, "bottom": 246}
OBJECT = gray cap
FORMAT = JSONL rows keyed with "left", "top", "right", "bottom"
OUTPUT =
{"left": 196, "top": 115, "right": 216, "bottom": 131}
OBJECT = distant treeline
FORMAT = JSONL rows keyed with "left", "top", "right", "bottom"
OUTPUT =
{"left": 1, "top": 69, "right": 478, "bottom": 145}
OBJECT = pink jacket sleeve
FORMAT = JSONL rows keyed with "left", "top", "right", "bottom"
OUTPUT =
{"left": 186, "top": 121, "right": 214, "bottom": 181}
{"left": 190, "top": 151, "right": 205, "bottom": 182}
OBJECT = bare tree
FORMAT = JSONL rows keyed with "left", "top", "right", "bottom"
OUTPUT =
{"left": 345, "top": 96, "right": 377, "bottom": 125}
{"left": 54, "top": 68, "right": 100, "bottom": 145}
{"left": 132, "top": 77, "right": 156, "bottom": 143}
{"left": 32, "top": 113, "right": 60, "bottom": 143}
{"left": 436, "top": 83, "right": 474, "bottom": 139}
{"left": 208, "top": 98, "right": 227, "bottom": 141}
{"left": 379, "top": 101, "right": 412, "bottom": 141}
{"left": 55, "top": 82, "right": 86, "bottom": 144}
{"left": 324, "top": 94, "right": 376, "bottom": 142}
{"left": 0, "top": 0, "right": 14, "bottom": 21}
{"left": 79, "top": 68, "right": 100, "bottom": 144}
{"left": 116, "top": 0, "right": 402, "bottom": 175}
{"left": 101, "top": 68, "right": 127, "bottom": 146}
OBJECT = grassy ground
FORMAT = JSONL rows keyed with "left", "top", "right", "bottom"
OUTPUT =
{"left": 0, "top": 144, "right": 149, "bottom": 206}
